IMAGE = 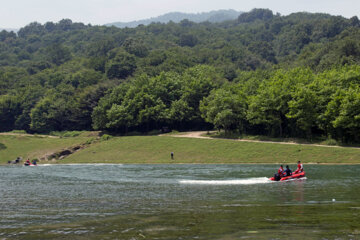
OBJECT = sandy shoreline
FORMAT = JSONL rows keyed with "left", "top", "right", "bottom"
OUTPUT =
{"left": 3, "top": 162, "right": 360, "bottom": 166}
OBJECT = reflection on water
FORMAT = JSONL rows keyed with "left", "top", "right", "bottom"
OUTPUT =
{"left": 0, "top": 164, "right": 360, "bottom": 239}
{"left": 294, "top": 179, "right": 305, "bottom": 202}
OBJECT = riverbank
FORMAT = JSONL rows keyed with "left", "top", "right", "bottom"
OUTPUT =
{"left": 0, "top": 133, "right": 92, "bottom": 164}
{"left": 1, "top": 132, "right": 360, "bottom": 165}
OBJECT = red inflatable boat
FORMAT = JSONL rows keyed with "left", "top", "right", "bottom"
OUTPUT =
{"left": 269, "top": 172, "right": 305, "bottom": 181}
{"left": 24, "top": 162, "right": 37, "bottom": 166}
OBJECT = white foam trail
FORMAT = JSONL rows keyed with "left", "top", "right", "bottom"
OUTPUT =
{"left": 38, "top": 163, "right": 123, "bottom": 166}
{"left": 179, "top": 177, "right": 271, "bottom": 185}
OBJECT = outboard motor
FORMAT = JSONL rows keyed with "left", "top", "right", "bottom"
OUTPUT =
{"left": 274, "top": 173, "right": 281, "bottom": 181}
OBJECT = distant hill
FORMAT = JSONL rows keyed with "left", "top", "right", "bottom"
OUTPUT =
{"left": 106, "top": 9, "right": 242, "bottom": 28}
{"left": 0, "top": 28, "right": 18, "bottom": 32}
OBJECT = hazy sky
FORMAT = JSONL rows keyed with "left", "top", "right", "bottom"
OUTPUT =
{"left": 1, "top": 0, "right": 359, "bottom": 28}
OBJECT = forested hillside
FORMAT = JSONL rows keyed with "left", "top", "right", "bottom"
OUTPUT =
{"left": 1, "top": 9, "right": 360, "bottom": 142}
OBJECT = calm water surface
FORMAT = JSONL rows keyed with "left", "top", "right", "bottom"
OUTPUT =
{"left": 0, "top": 164, "right": 360, "bottom": 239}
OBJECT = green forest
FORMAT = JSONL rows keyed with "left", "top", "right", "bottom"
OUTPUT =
{"left": 1, "top": 9, "right": 360, "bottom": 142}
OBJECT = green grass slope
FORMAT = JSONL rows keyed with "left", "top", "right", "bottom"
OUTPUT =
{"left": 0, "top": 135, "right": 88, "bottom": 164}
{"left": 62, "top": 136, "right": 360, "bottom": 164}
{"left": 2, "top": 134, "right": 360, "bottom": 164}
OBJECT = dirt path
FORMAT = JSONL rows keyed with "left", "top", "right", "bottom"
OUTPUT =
{"left": 171, "top": 131, "right": 211, "bottom": 139}
{"left": 164, "top": 131, "right": 360, "bottom": 149}
{"left": 0, "top": 132, "right": 59, "bottom": 138}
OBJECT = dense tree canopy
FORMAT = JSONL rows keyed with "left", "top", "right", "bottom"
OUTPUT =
{"left": 1, "top": 9, "right": 360, "bottom": 142}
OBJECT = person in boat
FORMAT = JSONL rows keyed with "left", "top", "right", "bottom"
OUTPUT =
{"left": 294, "top": 161, "right": 304, "bottom": 174}
{"left": 278, "top": 165, "right": 285, "bottom": 176}
{"left": 284, "top": 165, "right": 292, "bottom": 176}
{"left": 274, "top": 165, "right": 285, "bottom": 181}
{"left": 25, "top": 159, "right": 30, "bottom": 166}
{"left": 32, "top": 159, "right": 37, "bottom": 165}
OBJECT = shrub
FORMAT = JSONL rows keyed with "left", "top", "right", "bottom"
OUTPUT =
{"left": 323, "top": 138, "right": 338, "bottom": 146}
{"left": 10, "top": 130, "right": 27, "bottom": 134}
{"left": 100, "top": 134, "right": 113, "bottom": 141}
{"left": 50, "top": 131, "right": 82, "bottom": 137}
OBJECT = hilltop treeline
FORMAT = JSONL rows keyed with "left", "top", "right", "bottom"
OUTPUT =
{"left": 1, "top": 9, "right": 360, "bottom": 142}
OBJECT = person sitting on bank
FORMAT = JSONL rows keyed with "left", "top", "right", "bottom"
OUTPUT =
{"left": 284, "top": 165, "right": 292, "bottom": 176}
{"left": 294, "top": 161, "right": 304, "bottom": 174}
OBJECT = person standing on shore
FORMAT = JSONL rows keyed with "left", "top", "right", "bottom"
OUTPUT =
{"left": 171, "top": 152, "right": 174, "bottom": 160}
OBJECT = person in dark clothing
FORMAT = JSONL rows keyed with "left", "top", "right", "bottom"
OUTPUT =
{"left": 171, "top": 152, "right": 174, "bottom": 160}
{"left": 284, "top": 165, "right": 292, "bottom": 176}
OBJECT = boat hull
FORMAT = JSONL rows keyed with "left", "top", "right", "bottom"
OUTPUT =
{"left": 269, "top": 171, "right": 305, "bottom": 181}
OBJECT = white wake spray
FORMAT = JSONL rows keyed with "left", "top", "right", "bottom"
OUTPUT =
{"left": 37, "top": 163, "right": 123, "bottom": 166}
{"left": 178, "top": 177, "right": 271, "bottom": 185}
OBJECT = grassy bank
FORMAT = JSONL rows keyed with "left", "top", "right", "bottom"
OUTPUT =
{"left": 64, "top": 136, "right": 360, "bottom": 164}
{"left": 0, "top": 134, "right": 90, "bottom": 164}
{"left": 1, "top": 133, "right": 360, "bottom": 164}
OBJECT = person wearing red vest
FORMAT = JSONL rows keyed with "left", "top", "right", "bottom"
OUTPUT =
{"left": 278, "top": 165, "right": 285, "bottom": 177}
{"left": 273, "top": 165, "right": 285, "bottom": 181}
{"left": 294, "top": 161, "right": 304, "bottom": 174}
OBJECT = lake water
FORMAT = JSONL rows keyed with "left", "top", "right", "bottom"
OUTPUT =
{"left": 1, "top": 164, "right": 360, "bottom": 239}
